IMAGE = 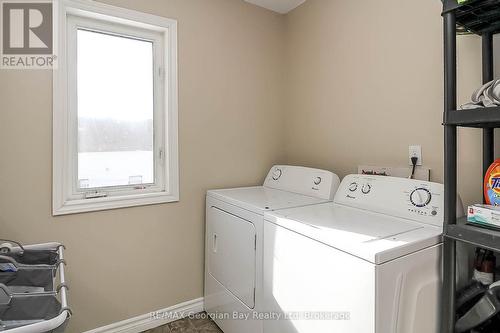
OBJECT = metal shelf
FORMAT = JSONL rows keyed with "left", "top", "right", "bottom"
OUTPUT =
{"left": 446, "top": 217, "right": 500, "bottom": 252}
{"left": 445, "top": 107, "right": 500, "bottom": 127}
{"left": 441, "top": 1, "right": 497, "bottom": 331}
{"left": 442, "top": 0, "right": 500, "bottom": 35}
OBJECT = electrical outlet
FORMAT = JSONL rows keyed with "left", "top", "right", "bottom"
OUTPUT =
{"left": 409, "top": 145, "right": 422, "bottom": 166}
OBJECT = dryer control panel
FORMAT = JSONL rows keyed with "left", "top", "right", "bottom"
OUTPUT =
{"left": 334, "top": 174, "right": 463, "bottom": 227}
{"left": 264, "top": 165, "right": 340, "bottom": 200}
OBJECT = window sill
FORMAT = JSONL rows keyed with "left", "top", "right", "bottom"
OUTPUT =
{"left": 52, "top": 191, "right": 179, "bottom": 216}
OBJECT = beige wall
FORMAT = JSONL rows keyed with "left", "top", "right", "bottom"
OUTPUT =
{"left": 0, "top": 0, "right": 286, "bottom": 331}
{"left": 2, "top": 0, "right": 500, "bottom": 331}
{"left": 284, "top": 0, "right": 500, "bottom": 207}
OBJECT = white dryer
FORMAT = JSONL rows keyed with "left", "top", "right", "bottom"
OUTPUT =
{"left": 263, "top": 174, "right": 464, "bottom": 333}
{"left": 204, "top": 165, "right": 340, "bottom": 333}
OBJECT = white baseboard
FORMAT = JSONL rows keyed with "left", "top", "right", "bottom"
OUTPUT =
{"left": 84, "top": 297, "right": 204, "bottom": 333}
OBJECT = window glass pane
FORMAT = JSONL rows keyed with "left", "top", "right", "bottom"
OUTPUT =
{"left": 77, "top": 29, "right": 154, "bottom": 189}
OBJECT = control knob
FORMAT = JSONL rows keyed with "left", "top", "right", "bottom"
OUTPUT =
{"left": 361, "top": 184, "right": 371, "bottom": 194}
{"left": 348, "top": 182, "right": 358, "bottom": 192}
{"left": 272, "top": 168, "right": 282, "bottom": 180}
{"left": 410, "top": 188, "right": 432, "bottom": 208}
{"left": 314, "top": 177, "right": 322, "bottom": 185}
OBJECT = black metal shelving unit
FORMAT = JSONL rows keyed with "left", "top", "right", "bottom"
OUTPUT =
{"left": 442, "top": 0, "right": 500, "bottom": 332}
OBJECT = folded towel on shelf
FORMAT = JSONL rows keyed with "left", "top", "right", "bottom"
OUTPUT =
{"left": 488, "top": 80, "right": 500, "bottom": 104}
{"left": 471, "top": 80, "right": 496, "bottom": 103}
{"left": 460, "top": 79, "right": 500, "bottom": 109}
{"left": 461, "top": 101, "right": 483, "bottom": 109}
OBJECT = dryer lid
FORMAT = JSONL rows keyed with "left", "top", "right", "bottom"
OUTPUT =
{"left": 208, "top": 186, "right": 329, "bottom": 215}
{"left": 264, "top": 203, "right": 442, "bottom": 264}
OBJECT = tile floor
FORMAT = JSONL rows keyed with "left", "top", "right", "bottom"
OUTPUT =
{"left": 143, "top": 312, "right": 223, "bottom": 333}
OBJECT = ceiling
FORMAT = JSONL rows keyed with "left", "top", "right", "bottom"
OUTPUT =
{"left": 244, "top": 0, "right": 307, "bottom": 14}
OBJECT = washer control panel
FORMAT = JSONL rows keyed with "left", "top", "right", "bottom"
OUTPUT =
{"left": 264, "top": 165, "right": 341, "bottom": 200}
{"left": 335, "top": 174, "right": 447, "bottom": 226}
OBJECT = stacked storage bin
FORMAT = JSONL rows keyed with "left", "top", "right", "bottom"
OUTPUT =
{"left": 0, "top": 240, "right": 70, "bottom": 332}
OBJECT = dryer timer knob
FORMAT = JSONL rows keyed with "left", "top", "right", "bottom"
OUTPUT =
{"left": 361, "top": 184, "right": 371, "bottom": 194}
{"left": 272, "top": 168, "right": 282, "bottom": 180}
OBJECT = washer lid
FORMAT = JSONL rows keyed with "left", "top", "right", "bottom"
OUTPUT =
{"left": 207, "top": 186, "right": 329, "bottom": 215}
{"left": 264, "top": 202, "right": 442, "bottom": 264}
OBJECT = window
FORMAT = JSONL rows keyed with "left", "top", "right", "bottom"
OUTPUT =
{"left": 76, "top": 29, "right": 155, "bottom": 189}
{"left": 53, "top": 1, "right": 178, "bottom": 215}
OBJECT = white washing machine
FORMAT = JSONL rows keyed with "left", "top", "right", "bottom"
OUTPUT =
{"left": 263, "top": 174, "right": 464, "bottom": 333}
{"left": 204, "top": 165, "right": 340, "bottom": 333}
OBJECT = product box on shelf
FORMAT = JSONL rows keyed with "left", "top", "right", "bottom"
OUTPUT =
{"left": 467, "top": 204, "right": 500, "bottom": 229}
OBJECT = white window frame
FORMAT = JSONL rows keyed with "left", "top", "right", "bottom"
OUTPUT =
{"left": 53, "top": 0, "right": 178, "bottom": 215}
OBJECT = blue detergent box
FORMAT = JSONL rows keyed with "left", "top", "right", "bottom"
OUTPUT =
{"left": 467, "top": 204, "right": 500, "bottom": 229}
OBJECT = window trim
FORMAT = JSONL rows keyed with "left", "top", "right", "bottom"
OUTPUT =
{"left": 53, "top": 0, "right": 178, "bottom": 215}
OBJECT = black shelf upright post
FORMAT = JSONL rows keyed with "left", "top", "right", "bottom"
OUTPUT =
{"left": 442, "top": 9, "right": 457, "bottom": 333}
{"left": 483, "top": 33, "right": 495, "bottom": 181}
